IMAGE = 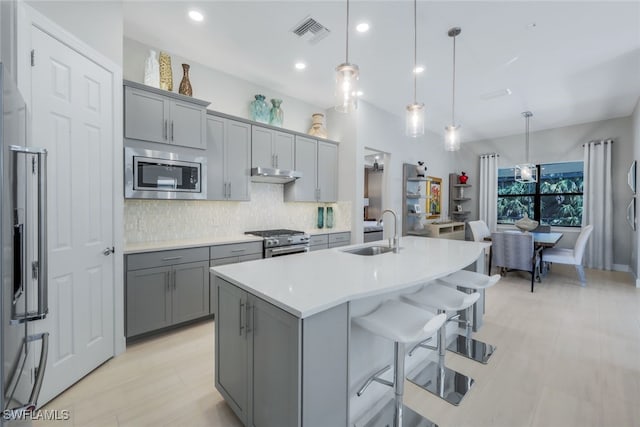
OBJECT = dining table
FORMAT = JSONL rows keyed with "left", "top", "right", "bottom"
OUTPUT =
{"left": 530, "top": 231, "right": 563, "bottom": 248}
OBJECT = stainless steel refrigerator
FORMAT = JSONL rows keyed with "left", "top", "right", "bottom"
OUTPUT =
{"left": 1, "top": 62, "right": 50, "bottom": 424}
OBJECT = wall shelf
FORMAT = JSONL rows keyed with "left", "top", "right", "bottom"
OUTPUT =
{"left": 449, "top": 173, "right": 472, "bottom": 222}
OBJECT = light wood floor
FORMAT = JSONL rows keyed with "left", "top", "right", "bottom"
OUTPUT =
{"left": 35, "top": 265, "right": 640, "bottom": 427}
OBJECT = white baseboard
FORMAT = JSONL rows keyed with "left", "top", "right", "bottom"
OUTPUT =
{"left": 613, "top": 264, "right": 630, "bottom": 272}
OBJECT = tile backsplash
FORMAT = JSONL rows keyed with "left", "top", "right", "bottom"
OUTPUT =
{"left": 124, "top": 183, "right": 352, "bottom": 244}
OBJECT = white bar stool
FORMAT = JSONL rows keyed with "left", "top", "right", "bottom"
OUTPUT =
{"left": 401, "top": 283, "right": 479, "bottom": 406}
{"left": 437, "top": 270, "right": 500, "bottom": 364}
{"left": 354, "top": 300, "right": 446, "bottom": 427}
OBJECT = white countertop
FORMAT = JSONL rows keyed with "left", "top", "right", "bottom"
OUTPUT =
{"left": 124, "top": 235, "right": 263, "bottom": 254}
{"left": 211, "top": 236, "right": 489, "bottom": 318}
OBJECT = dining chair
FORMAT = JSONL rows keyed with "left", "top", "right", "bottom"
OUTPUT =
{"left": 468, "top": 220, "right": 492, "bottom": 273}
{"left": 491, "top": 231, "right": 542, "bottom": 292}
{"left": 541, "top": 225, "right": 594, "bottom": 286}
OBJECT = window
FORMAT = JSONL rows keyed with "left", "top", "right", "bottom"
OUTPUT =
{"left": 497, "top": 161, "right": 583, "bottom": 226}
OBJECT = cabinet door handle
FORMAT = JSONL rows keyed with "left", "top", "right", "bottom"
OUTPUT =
{"left": 162, "top": 256, "right": 183, "bottom": 261}
{"left": 171, "top": 121, "right": 174, "bottom": 141}
{"left": 239, "top": 301, "right": 245, "bottom": 336}
{"left": 228, "top": 182, "right": 231, "bottom": 199}
{"left": 276, "top": 154, "right": 279, "bottom": 169}
{"left": 166, "top": 271, "right": 171, "bottom": 292}
{"left": 173, "top": 270, "right": 176, "bottom": 290}
{"left": 272, "top": 154, "right": 275, "bottom": 168}
{"left": 246, "top": 303, "right": 253, "bottom": 334}
{"left": 164, "top": 120, "right": 168, "bottom": 140}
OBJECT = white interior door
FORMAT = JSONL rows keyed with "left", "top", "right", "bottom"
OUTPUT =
{"left": 30, "top": 26, "right": 115, "bottom": 405}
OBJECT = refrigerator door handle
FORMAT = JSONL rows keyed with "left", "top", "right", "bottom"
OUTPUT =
{"left": 9, "top": 146, "right": 48, "bottom": 323}
{"left": 27, "top": 332, "right": 49, "bottom": 408}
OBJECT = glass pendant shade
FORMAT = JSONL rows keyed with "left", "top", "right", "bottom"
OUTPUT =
{"left": 405, "top": 103, "right": 425, "bottom": 137}
{"left": 444, "top": 125, "right": 461, "bottom": 151}
{"left": 334, "top": 63, "right": 359, "bottom": 113}
{"left": 515, "top": 163, "right": 537, "bottom": 183}
{"left": 515, "top": 111, "right": 537, "bottom": 183}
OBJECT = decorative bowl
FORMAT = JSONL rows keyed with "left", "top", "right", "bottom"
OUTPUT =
{"left": 514, "top": 214, "right": 539, "bottom": 232}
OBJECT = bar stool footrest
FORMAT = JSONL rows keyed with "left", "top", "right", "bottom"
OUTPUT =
{"left": 407, "top": 361, "right": 474, "bottom": 406}
{"left": 447, "top": 335, "right": 496, "bottom": 364}
{"left": 361, "top": 398, "right": 438, "bottom": 427}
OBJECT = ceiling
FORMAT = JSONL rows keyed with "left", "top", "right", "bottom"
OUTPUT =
{"left": 123, "top": 1, "right": 640, "bottom": 142}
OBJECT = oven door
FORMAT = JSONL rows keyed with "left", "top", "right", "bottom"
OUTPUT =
{"left": 265, "top": 245, "right": 310, "bottom": 258}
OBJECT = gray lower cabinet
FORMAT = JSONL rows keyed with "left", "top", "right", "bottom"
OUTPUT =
{"left": 214, "top": 278, "right": 348, "bottom": 427}
{"left": 126, "top": 247, "right": 210, "bottom": 338}
{"left": 209, "top": 241, "right": 263, "bottom": 315}
{"left": 309, "top": 232, "right": 351, "bottom": 251}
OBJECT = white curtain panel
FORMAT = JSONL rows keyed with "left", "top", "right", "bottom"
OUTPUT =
{"left": 479, "top": 154, "right": 499, "bottom": 232}
{"left": 583, "top": 140, "right": 613, "bottom": 270}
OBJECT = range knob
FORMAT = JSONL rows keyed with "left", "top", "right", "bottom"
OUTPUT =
{"left": 266, "top": 239, "right": 278, "bottom": 247}
{"left": 287, "top": 237, "right": 293, "bottom": 243}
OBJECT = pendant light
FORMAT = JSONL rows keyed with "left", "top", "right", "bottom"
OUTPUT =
{"left": 335, "top": 0, "right": 359, "bottom": 113}
{"left": 444, "top": 27, "right": 461, "bottom": 151}
{"left": 405, "top": 0, "right": 424, "bottom": 137}
{"left": 515, "top": 111, "right": 537, "bottom": 183}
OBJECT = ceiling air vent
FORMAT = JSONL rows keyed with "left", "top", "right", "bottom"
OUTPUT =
{"left": 291, "top": 16, "right": 330, "bottom": 44}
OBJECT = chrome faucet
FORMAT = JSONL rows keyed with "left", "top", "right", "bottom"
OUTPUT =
{"left": 381, "top": 209, "right": 400, "bottom": 253}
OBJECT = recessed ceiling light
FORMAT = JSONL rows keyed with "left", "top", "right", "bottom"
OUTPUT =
{"left": 295, "top": 62, "right": 306, "bottom": 70}
{"left": 356, "top": 23, "right": 370, "bottom": 33}
{"left": 188, "top": 10, "right": 204, "bottom": 22}
{"left": 356, "top": 91, "right": 364, "bottom": 97}
{"left": 413, "top": 65, "right": 425, "bottom": 74}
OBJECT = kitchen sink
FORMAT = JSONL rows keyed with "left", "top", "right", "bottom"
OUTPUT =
{"left": 342, "top": 245, "right": 395, "bottom": 256}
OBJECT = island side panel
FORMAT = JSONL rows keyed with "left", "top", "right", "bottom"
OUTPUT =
{"left": 302, "top": 303, "right": 349, "bottom": 427}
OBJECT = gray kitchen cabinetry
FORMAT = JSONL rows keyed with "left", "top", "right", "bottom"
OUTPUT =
{"left": 251, "top": 125, "right": 294, "bottom": 171}
{"left": 309, "top": 232, "right": 351, "bottom": 251}
{"left": 284, "top": 136, "right": 338, "bottom": 202}
{"left": 123, "top": 81, "right": 209, "bottom": 150}
{"left": 126, "top": 247, "right": 210, "bottom": 338}
{"left": 328, "top": 232, "right": 351, "bottom": 248}
{"left": 209, "top": 241, "right": 263, "bottom": 315}
{"left": 214, "top": 277, "right": 348, "bottom": 427}
{"left": 207, "top": 114, "right": 251, "bottom": 201}
{"left": 309, "top": 234, "right": 329, "bottom": 252}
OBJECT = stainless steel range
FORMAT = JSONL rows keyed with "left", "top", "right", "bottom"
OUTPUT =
{"left": 245, "top": 229, "right": 310, "bottom": 258}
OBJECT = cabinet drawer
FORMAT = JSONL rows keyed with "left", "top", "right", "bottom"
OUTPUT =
{"left": 309, "top": 234, "right": 329, "bottom": 246}
{"left": 328, "top": 232, "right": 351, "bottom": 245}
{"left": 210, "top": 241, "right": 262, "bottom": 259}
{"left": 127, "top": 247, "right": 209, "bottom": 271}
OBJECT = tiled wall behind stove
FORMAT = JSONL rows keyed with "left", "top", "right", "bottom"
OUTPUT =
{"left": 124, "top": 183, "right": 352, "bottom": 244}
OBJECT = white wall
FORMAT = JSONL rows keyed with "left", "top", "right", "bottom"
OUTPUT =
{"left": 453, "top": 116, "right": 635, "bottom": 268}
{"left": 124, "top": 37, "right": 324, "bottom": 134}
{"left": 26, "top": 1, "right": 123, "bottom": 66}
{"left": 328, "top": 101, "right": 453, "bottom": 242}
{"left": 631, "top": 98, "right": 640, "bottom": 284}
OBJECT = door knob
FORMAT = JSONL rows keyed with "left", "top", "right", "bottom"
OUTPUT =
{"left": 103, "top": 247, "right": 115, "bottom": 256}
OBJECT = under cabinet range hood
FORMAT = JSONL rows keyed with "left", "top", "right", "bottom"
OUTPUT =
{"left": 250, "top": 167, "right": 302, "bottom": 184}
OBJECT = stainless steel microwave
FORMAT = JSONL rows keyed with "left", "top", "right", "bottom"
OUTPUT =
{"left": 124, "top": 147, "right": 207, "bottom": 199}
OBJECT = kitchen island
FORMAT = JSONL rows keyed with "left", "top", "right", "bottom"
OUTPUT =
{"left": 210, "top": 236, "right": 489, "bottom": 427}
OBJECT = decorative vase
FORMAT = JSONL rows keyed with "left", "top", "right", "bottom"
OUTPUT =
{"left": 514, "top": 213, "right": 539, "bottom": 232}
{"left": 269, "top": 98, "right": 284, "bottom": 127}
{"left": 459, "top": 171, "right": 469, "bottom": 184}
{"left": 178, "top": 63, "right": 193, "bottom": 96}
{"left": 158, "top": 52, "right": 173, "bottom": 91}
{"left": 143, "top": 49, "right": 160, "bottom": 88}
{"left": 326, "top": 207, "right": 334, "bottom": 228}
{"left": 308, "top": 113, "right": 328, "bottom": 138}
{"left": 317, "top": 207, "right": 324, "bottom": 229}
{"left": 416, "top": 161, "right": 427, "bottom": 178}
{"left": 250, "top": 95, "right": 270, "bottom": 123}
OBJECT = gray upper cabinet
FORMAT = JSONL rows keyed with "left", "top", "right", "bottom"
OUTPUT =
{"left": 206, "top": 114, "right": 251, "bottom": 201}
{"left": 251, "top": 125, "right": 294, "bottom": 171}
{"left": 285, "top": 136, "right": 338, "bottom": 202}
{"left": 317, "top": 141, "right": 338, "bottom": 202}
{"left": 123, "top": 81, "right": 209, "bottom": 150}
